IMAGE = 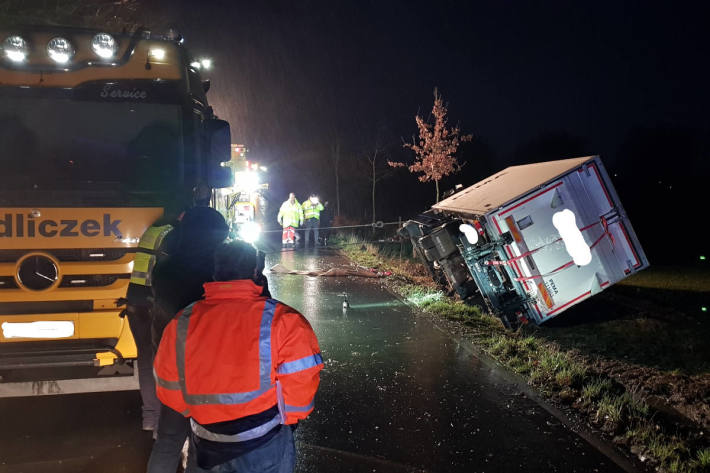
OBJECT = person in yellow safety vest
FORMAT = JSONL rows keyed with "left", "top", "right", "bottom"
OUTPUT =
{"left": 301, "top": 193, "right": 325, "bottom": 248}
{"left": 277, "top": 192, "right": 303, "bottom": 249}
{"left": 126, "top": 219, "right": 176, "bottom": 432}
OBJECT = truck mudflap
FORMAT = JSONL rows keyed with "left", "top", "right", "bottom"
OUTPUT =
{"left": 403, "top": 156, "right": 649, "bottom": 326}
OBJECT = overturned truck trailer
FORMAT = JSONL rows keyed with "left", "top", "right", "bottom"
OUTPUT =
{"left": 401, "top": 156, "right": 648, "bottom": 327}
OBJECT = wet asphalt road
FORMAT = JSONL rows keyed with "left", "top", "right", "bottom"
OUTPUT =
{"left": 0, "top": 249, "right": 630, "bottom": 472}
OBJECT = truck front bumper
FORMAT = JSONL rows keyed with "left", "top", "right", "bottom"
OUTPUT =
{"left": 0, "top": 308, "right": 136, "bottom": 369}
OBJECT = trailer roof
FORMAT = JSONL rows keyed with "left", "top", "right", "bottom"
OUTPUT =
{"left": 433, "top": 156, "right": 595, "bottom": 216}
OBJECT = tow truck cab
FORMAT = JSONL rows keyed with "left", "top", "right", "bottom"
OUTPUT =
{"left": 0, "top": 26, "right": 232, "bottom": 389}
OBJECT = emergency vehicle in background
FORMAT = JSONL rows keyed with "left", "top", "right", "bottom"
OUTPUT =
{"left": 0, "top": 26, "right": 233, "bottom": 396}
{"left": 214, "top": 144, "right": 269, "bottom": 243}
{"left": 402, "top": 156, "right": 649, "bottom": 328}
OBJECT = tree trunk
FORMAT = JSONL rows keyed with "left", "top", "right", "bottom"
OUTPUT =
{"left": 435, "top": 179, "right": 440, "bottom": 203}
{"left": 333, "top": 140, "right": 341, "bottom": 216}
{"left": 371, "top": 153, "right": 376, "bottom": 224}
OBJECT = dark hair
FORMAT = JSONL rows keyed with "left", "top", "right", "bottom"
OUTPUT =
{"left": 214, "top": 240, "right": 261, "bottom": 281}
{"left": 175, "top": 206, "right": 228, "bottom": 252}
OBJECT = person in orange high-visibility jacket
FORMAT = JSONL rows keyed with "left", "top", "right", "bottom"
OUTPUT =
{"left": 154, "top": 240, "right": 322, "bottom": 472}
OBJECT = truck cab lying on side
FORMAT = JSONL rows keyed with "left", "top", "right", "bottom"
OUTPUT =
{"left": 402, "top": 156, "right": 649, "bottom": 328}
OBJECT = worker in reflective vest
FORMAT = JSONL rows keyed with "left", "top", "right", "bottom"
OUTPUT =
{"left": 301, "top": 193, "right": 325, "bottom": 248}
{"left": 126, "top": 220, "right": 174, "bottom": 432}
{"left": 153, "top": 240, "right": 322, "bottom": 472}
{"left": 277, "top": 192, "right": 303, "bottom": 248}
{"left": 130, "top": 225, "right": 174, "bottom": 287}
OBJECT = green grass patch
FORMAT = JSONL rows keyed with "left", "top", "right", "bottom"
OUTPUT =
{"left": 695, "top": 448, "right": 710, "bottom": 469}
{"left": 581, "top": 378, "right": 613, "bottom": 406}
{"left": 555, "top": 364, "right": 587, "bottom": 388}
{"left": 596, "top": 394, "right": 626, "bottom": 426}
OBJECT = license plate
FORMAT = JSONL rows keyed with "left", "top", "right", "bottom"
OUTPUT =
{"left": 2, "top": 321, "right": 75, "bottom": 339}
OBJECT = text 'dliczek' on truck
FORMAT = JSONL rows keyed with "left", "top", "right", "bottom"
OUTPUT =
{"left": 0, "top": 26, "right": 233, "bottom": 396}
{"left": 402, "top": 156, "right": 649, "bottom": 328}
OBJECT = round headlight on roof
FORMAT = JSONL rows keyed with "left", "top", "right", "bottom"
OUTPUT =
{"left": 47, "top": 37, "right": 74, "bottom": 64}
{"left": 91, "top": 33, "right": 117, "bottom": 59}
{"left": 3, "top": 35, "right": 29, "bottom": 62}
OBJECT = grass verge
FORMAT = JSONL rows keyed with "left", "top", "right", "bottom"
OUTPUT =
{"left": 337, "top": 234, "right": 710, "bottom": 473}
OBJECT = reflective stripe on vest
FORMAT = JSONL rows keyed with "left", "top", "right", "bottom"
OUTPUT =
{"left": 190, "top": 414, "right": 281, "bottom": 443}
{"left": 276, "top": 353, "right": 323, "bottom": 375}
{"left": 153, "top": 367, "right": 181, "bottom": 390}
{"left": 138, "top": 224, "right": 173, "bottom": 251}
{"left": 129, "top": 224, "right": 172, "bottom": 286}
{"left": 286, "top": 398, "right": 315, "bottom": 413}
{"left": 303, "top": 204, "right": 321, "bottom": 220}
{"left": 173, "top": 299, "right": 278, "bottom": 406}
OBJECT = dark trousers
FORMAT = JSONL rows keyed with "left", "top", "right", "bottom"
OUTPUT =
{"left": 207, "top": 425, "right": 295, "bottom": 473}
{"left": 147, "top": 404, "right": 206, "bottom": 472}
{"left": 126, "top": 304, "right": 160, "bottom": 430}
{"left": 304, "top": 218, "right": 320, "bottom": 247}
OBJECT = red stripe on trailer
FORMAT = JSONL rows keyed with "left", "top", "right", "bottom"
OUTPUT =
{"left": 547, "top": 290, "right": 592, "bottom": 316}
{"left": 601, "top": 281, "right": 610, "bottom": 287}
{"left": 588, "top": 163, "right": 614, "bottom": 208}
{"left": 498, "top": 182, "right": 564, "bottom": 216}
{"left": 619, "top": 222, "right": 641, "bottom": 268}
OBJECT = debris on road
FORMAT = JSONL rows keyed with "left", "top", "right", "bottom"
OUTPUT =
{"left": 269, "top": 263, "right": 390, "bottom": 278}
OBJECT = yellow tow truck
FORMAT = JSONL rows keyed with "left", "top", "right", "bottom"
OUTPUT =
{"left": 0, "top": 26, "right": 232, "bottom": 396}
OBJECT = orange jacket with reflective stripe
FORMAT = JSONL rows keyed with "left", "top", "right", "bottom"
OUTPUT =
{"left": 154, "top": 280, "right": 322, "bottom": 425}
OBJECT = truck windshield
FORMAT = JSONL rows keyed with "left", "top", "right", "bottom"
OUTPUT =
{"left": 0, "top": 95, "right": 182, "bottom": 194}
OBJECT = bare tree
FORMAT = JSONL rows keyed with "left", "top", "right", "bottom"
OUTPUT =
{"left": 390, "top": 88, "right": 472, "bottom": 202}
{"left": 331, "top": 138, "right": 341, "bottom": 216}
{"left": 365, "top": 144, "right": 394, "bottom": 223}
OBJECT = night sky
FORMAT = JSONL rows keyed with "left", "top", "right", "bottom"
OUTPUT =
{"left": 11, "top": 0, "right": 707, "bottom": 262}
{"left": 164, "top": 1, "right": 709, "bottom": 262}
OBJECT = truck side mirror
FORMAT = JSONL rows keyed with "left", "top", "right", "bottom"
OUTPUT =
{"left": 205, "top": 118, "right": 233, "bottom": 188}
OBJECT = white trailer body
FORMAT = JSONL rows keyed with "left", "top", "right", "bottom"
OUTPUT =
{"left": 405, "top": 156, "right": 648, "bottom": 326}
